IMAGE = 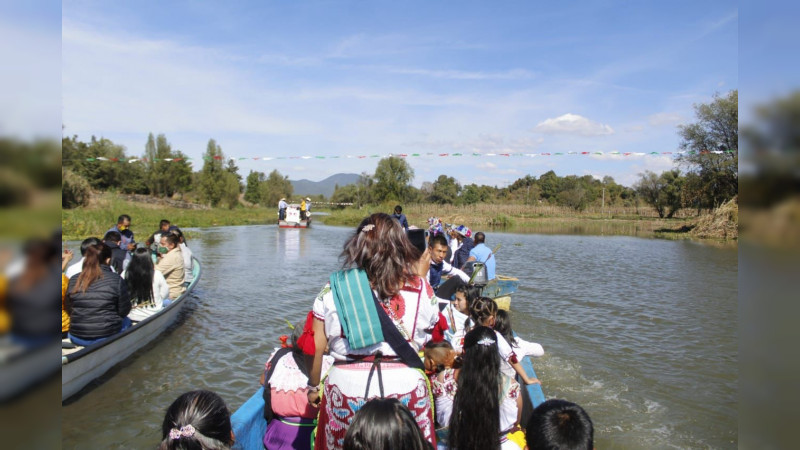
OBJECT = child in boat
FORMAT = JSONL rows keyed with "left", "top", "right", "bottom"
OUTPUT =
{"left": 525, "top": 399, "right": 594, "bottom": 450}
{"left": 261, "top": 320, "right": 333, "bottom": 450}
{"left": 494, "top": 310, "right": 545, "bottom": 358}
{"left": 159, "top": 390, "right": 234, "bottom": 450}
{"left": 343, "top": 398, "right": 433, "bottom": 450}
{"left": 446, "top": 326, "right": 524, "bottom": 450}
{"left": 442, "top": 285, "right": 475, "bottom": 353}
{"left": 423, "top": 340, "right": 459, "bottom": 376}
{"left": 468, "top": 297, "right": 540, "bottom": 385}
{"left": 426, "top": 340, "right": 461, "bottom": 428}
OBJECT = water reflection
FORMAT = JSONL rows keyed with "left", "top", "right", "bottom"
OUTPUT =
{"left": 276, "top": 227, "right": 308, "bottom": 261}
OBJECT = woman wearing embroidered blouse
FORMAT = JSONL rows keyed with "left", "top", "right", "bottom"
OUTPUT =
{"left": 307, "top": 213, "right": 439, "bottom": 450}
{"left": 261, "top": 322, "right": 334, "bottom": 450}
{"left": 445, "top": 326, "right": 524, "bottom": 450}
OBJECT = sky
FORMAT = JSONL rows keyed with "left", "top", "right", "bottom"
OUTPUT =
{"left": 59, "top": 0, "right": 739, "bottom": 188}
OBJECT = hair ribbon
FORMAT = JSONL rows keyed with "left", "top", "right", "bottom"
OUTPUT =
{"left": 169, "top": 424, "right": 196, "bottom": 440}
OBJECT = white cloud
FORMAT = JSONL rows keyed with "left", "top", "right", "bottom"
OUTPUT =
{"left": 402, "top": 134, "right": 542, "bottom": 152}
{"left": 647, "top": 112, "right": 684, "bottom": 126}
{"left": 533, "top": 113, "right": 614, "bottom": 136}
{"left": 385, "top": 67, "right": 535, "bottom": 80}
{"left": 474, "top": 161, "right": 521, "bottom": 176}
{"left": 62, "top": 23, "right": 316, "bottom": 136}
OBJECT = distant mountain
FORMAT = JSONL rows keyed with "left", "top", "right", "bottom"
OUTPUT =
{"left": 290, "top": 173, "right": 361, "bottom": 198}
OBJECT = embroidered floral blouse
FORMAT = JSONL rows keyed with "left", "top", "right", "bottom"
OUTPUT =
{"left": 312, "top": 276, "right": 440, "bottom": 361}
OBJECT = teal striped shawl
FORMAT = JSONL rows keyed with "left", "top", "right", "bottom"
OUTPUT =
{"left": 329, "top": 269, "right": 385, "bottom": 349}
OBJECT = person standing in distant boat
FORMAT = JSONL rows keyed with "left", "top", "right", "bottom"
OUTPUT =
{"left": 392, "top": 205, "right": 409, "bottom": 230}
{"left": 300, "top": 198, "right": 308, "bottom": 220}
{"left": 278, "top": 198, "right": 288, "bottom": 221}
{"left": 305, "top": 197, "right": 312, "bottom": 219}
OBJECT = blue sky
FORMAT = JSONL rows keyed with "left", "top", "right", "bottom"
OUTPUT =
{"left": 60, "top": 1, "right": 738, "bottom": 187}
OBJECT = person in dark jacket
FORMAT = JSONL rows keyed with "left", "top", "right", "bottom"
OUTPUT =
{"left": 450, "top": 225, "right": 474, "bottom": 270}
{"left": 391, "top": 205, "right": 409, "bottom": 230}
{"left": 66, "top": 242, "right": 132, "bottom": 346}
{"left": 7, "top": 238, "right": 61, "bottom": 348}
{"left": 103, "top": 230, "right": 128, "bottom": 273}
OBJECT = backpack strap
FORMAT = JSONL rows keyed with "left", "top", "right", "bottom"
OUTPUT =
{"left": 370, "top": 291, "right": 426, "bottom": 371}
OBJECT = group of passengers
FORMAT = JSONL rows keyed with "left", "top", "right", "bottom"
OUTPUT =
{"left": 249, "top": 212, "right": 558, "bottom": 450}
{"left": 61, "top": 215, "right": 194, "bottom": 346}
{"left": 149, "top": 210, "right": 590, "bottom": 449}
{"left": 157, "top": 211, "right": 590, "bottom": 450}
{"left": 277, "top": 197, "right": 312, "bottom": 221}
{"left": 159, "top": 388, "right": 593, "bottom": 450}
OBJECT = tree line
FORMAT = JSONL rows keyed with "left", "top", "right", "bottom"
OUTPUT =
{"left": 329, "top": 161, "right": 638, "bottom": 210}
{"left": 63, "top": 134, "right": 267, "bottom": 209}
{"left": 63, "top": 90, "right": 738, "bottom": 217}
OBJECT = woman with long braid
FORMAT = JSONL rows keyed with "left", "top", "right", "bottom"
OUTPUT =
{"left": 447, "top": 326, "right": 523, "bottom": 450}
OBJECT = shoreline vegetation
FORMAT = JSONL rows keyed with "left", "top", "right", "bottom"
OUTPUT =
{"left": 62, "top": 192, "right": 737, "bottom": 243}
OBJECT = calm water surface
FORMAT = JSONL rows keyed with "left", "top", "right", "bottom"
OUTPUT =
{"left": 61, "top": 224, "right": 737, "bottom": 449}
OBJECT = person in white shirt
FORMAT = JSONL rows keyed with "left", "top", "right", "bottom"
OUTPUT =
{"left": 494, "top": 309, "right": 545, "bottom": 358}
{"left": 123, "top": 248, "right": 169, "bottom": 322}
{"left": 65, "top": 237, "right": 102, "bottom": 279}
{"left": 278, "top": 198, "right": 288, "bottom": 220}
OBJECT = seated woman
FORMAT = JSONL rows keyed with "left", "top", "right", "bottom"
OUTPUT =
{"left": 306, "top": 213, "right": 440, "bottom": 450}
{"left": 261, "top": 321, "right": 334, "bottom": 450}
{"left": 123, "top": 247, "right": 169, "bottom": 322}
{"left": 66, "top": 242, "right": 131, "bottom": 346}
{"left": 447, "top": 326, "right": 524, "bottom": 450}
{"left": 7, "top": 238, "right": 61, "bottom": 348}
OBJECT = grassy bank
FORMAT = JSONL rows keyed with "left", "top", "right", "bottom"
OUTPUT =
{"left": 62, "top": 192, "right": 271, "bottom": 240}
{"left": 316, "top": 202, "right": 706, "bottom": 239}
{"left": 63, "top": 192, "right": 735, "bottom": 242}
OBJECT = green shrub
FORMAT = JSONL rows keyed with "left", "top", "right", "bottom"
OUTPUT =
{"left": 0, "top": 167, "right": 33, "bottom": 206}
{"left": 62, "top": 168, "right": 91, "bottom": 208}
{"left": 488, "top": 214, "right": 513, "bottom": 227}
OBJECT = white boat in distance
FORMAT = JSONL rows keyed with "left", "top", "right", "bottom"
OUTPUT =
{"left": 61, "top": 257, "right": 201, "bottom": 402}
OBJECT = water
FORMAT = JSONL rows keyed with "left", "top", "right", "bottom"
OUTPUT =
{"left": 61, "top": 224, "right": 738, "bottom": 449}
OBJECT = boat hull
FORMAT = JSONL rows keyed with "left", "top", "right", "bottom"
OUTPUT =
{"left": 0, "top": 342, "right": 60, "bottom": 402}
{"left": 480, "top": 275, "right": 519, "bottom": 310}
{"left": 278, "top": 220, "right": 310, "bottom": 228}
{"left": 61, "top": 258, "right": 201, "bottom": 401}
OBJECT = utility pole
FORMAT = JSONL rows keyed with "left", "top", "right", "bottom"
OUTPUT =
{"left": 602, "top": 187, "right": 605, "bottom": 216}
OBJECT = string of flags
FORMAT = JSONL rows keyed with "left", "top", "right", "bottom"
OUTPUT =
{"left": 70, "top": 149, "right": 735, "bottom": 163}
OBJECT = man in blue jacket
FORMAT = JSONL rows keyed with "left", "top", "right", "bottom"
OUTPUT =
{"left": 392, "top": 205, "right": 409, "bottom": 230}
